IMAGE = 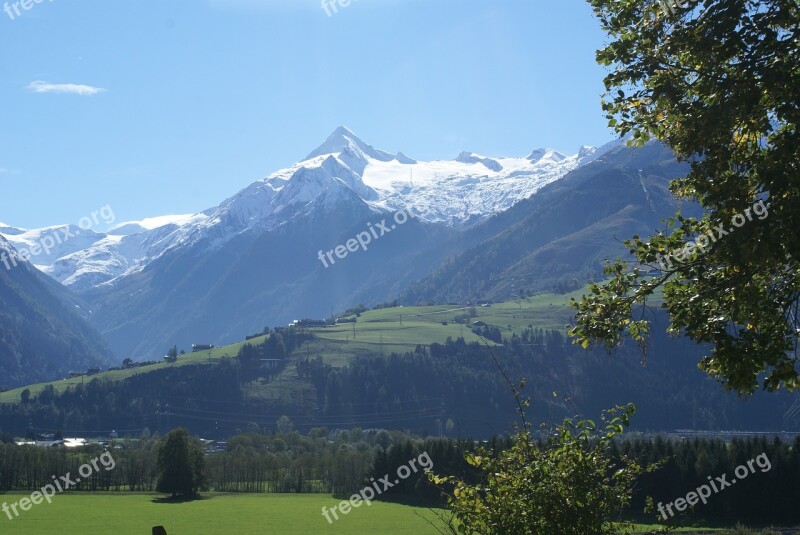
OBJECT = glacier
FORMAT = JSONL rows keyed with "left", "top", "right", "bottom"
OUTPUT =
{"left": 0, "top": 126, "right": 619, "bottom": 291}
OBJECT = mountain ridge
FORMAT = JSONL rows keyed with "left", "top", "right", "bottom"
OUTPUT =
{"left": 0, "top": 127, "right": 615, "bottom": 292}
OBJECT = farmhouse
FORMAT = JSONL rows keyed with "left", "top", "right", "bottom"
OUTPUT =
{"left": 192, "top": 344, "right": 216, "bottom": 352}
{"left": 290, "top": 319, "right": 334, "bottom": 328}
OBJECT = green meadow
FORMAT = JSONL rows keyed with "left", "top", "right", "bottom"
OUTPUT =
{"left": 0, "top": 493, "right": 445, "bottom": 535}
{"left": 0, "top": 290, "right": 586, "bottom": 404}
{"left": 303, "top": 289, "right": 586, "bottom": 367}
{"left": 0, "top": 492, "right": 729, "bottom": 534}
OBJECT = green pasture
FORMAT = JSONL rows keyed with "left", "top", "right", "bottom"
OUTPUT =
{"left": 0, "top": 289, "right": 588, "bottom": 404}
{"left": 0, "top": 492, "right": 737, "bottom": 534}
{"left": 0, "top": 492, "right": 443, "bottom": 535}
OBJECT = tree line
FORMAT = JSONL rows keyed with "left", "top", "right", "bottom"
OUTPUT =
{"left": 0, "top": 425, "right": 798, "bottom": 524}
{"left": 1, "top": 325, "right": 797, "bottom": 437}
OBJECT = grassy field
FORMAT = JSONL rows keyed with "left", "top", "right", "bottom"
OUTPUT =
{"left": 0, "top": 492, "right": 733, "bottom": 534}
{"left": 0, "top": 335, "right": 270, "bottom": 404}
{"left": 0, "top": 289, "right": 588, "bottom": 405}
{"left": 0, "top": 492, "right": 445, "bottom": 535}
{"left": 303, "top": 288, "right": 587, "bottom": 367}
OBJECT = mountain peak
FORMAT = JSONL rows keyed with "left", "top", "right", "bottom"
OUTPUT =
{"left": 306, "top": 126, "right": 366, "bottom": 159}
{"left": 578, "top": 145, "right": 597, "bottom": 159}
{"left": 306, "top": 126, "right": 395, "bottom": 163}
{"left": 331, "top": 125, "right": 357, "bottom": 138}
{"left": 455, "top": 151, "right": 503, "bottom": 172}
{"left": 325, "top": 125, "right": 362, "bottom": 148}
{"left": 527, "top": 148, "right": 566, "bottom": 163}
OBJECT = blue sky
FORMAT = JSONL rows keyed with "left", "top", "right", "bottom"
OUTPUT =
{"left": 0, "top": 0, "right": 612, "bottom": 229}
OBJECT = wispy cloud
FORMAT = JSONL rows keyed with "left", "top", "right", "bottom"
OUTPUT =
{"left": 26, "top": 81, "right": 107, "bottom": 96}
{"left": 0, "top": 168, "right": 19, "bottom": 175}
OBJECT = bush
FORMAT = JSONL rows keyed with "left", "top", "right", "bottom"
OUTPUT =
{"left": 429, "top": 404, "right": 649, "bottom": 535}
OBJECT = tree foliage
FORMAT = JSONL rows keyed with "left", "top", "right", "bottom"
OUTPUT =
{"left": 429, "top": 404, "right": 647, "bottom": 535}
{"left": 570, "top": 0, "right": 800, "bottom": 393}
{"left": 156, "top": 428, "right": 207, "bottom": 499}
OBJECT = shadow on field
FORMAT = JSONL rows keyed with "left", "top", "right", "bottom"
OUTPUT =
{"left": 150, "top": 495, "right": 211, "bottom": 504}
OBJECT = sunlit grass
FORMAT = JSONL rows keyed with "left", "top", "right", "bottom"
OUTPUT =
{"left": 0, "top": 492, "right": 445, "bottom": 535}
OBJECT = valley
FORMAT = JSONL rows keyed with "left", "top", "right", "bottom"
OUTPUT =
{"left": 2, "top": 3, "right": 797, "bottom": 528}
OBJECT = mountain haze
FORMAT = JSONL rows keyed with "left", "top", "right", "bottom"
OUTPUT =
{"left": 0, "top": 237, "right": 111, "bottom": 388}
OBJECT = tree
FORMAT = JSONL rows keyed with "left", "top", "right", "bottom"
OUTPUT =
{"left": 264, "top": 333, "right": 287, "bottom": 360}
{"left": 20, "top": 389, "right": 30, "bottom": 403}
{"left": 429, "top": 404, "right": 647, "bottom": 535}
{"left": 38, "top": 385, "right": 55, "bottom": 404}
{"left": 276, "top": 415, "right": 294, "bottom": 434}
{"left": 156, "top": 428, "right": 207, "bottom": 499}
{"left": 570, "top": 0, "right": 800, "bottom": 393}
{"left": 237, "top": 342, "right": 260, "bottom": 376}
{"left": 167, "top": 345, "right": 178, "bottom": 362}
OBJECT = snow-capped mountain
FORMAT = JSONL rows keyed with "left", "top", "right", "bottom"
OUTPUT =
{"left": 0, "top": 127, "right": 618, "bottom": 291}
{"left": 0, "top": 215, "right": 209, "bottom": 290}
{"left": 0, "top": 222, "right": 24, "bottom": 236}
{"left": 3, "top": 224, "right": 109, "bottom": 267}
{"left": 108, "top": 214, "right": 200, "bottom": 236}
{"left": 0, "top": 234, "right": 17, "bottom": 260}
